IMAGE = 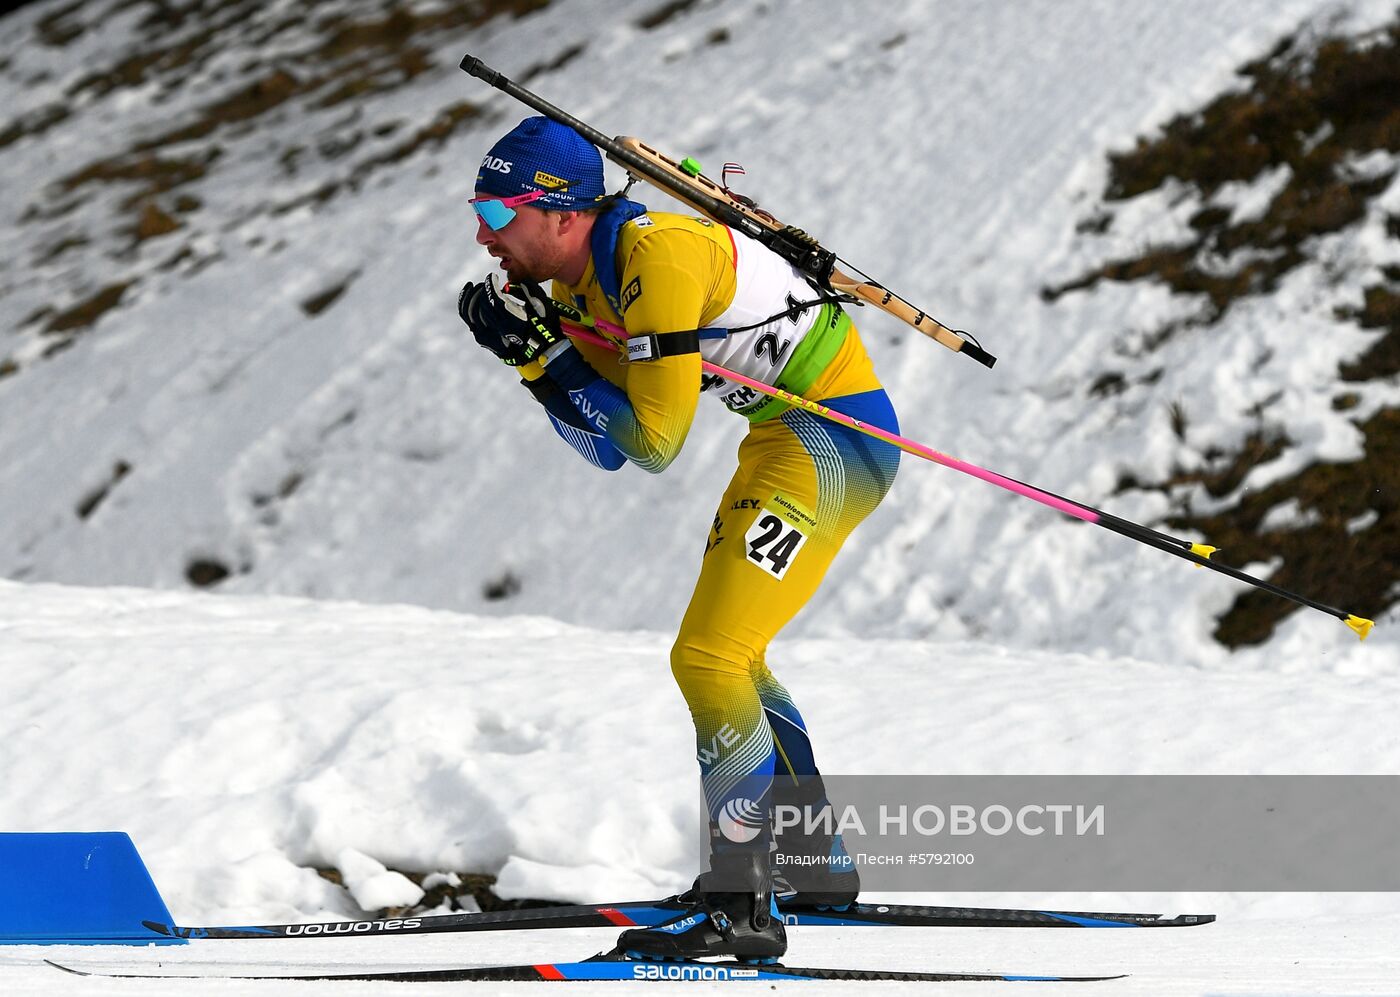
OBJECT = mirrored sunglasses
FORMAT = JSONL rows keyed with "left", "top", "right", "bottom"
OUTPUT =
{"left": 469, "top": 189, "right": 550, "bottom": 231}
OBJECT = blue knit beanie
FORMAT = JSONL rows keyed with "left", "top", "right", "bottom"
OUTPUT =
{"left": 475, "top": 116, "right": 608, "bottom": 210}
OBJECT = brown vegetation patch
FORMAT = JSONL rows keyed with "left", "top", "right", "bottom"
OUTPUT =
{"left": 520, "top": 42, "right": 586, "bottom": 84}
{"left": 44, "top": 281, "right": 134, "bottom": 334}
{"left": 1117, "top": 429, "right": 1291, "bottom": 501}
{"left": 1064, "top": 16, "right": 1400, "bottom": 646}
{"left": 1164, "top": 407, "right": 1397, "bottom": 647}
{"left": 34, "top": 234, "right": 91, "bottom": 266}
{"left": 186, "top": 557, "right": 231, "bottom": 587}
{"left": 5, "top": 0, "right": 558, "bottom": 363}
{"left": 1337, "top": 284, "right": 1400, "bottom": 381}
{"left": 135, "top": 202, "right": 182, "bottom": 241}
{"left": 316, "top": 866, "right": 560, "bottom": 918}
{"left": 64, "top": 1, "right": 274, "bottom": 103}
{"left": 35, "top": 2, "right": 85, "bottom": 47}
{"left": 301, "top": 274, "right": 356, "bottom": 316}
{"left": 1044, "top": 20, "right": 1400, "bottom": 322}
{"left": 20, "top": 0, "right": 553, "bottom": 223}
{"left": 269, "top": 100, "right": 485, "bottom": 215}
{"left": 483, "top": 571, "right": 522, "bottom": 601}
{"left": 60, "top": 151, "right": 215, "bottom": 207}
{"left": 0, "top": 104, "right": 71, "bottom": 151}
{"left": 76, "top": 460, "right": 133, "bottom": 520}
{"left": 636, "top": 0, "right": 702, "bottom": 31}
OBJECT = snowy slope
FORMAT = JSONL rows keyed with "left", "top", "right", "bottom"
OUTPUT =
{"left": 2, "top": 1, "right": 1398, "bottom": 992}
{"left": 1, "top": 580, "right": 1399, "bottom": 994}
{"left": 1, "top": 0, "right": 1395, "bottom": 668}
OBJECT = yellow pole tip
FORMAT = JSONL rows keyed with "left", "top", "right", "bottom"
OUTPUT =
{"left": 1345, "top": 616, "right": 1375, "bottom": 641}
{"left": 1189, "top": 543, "right": 1218, "bottom": 568}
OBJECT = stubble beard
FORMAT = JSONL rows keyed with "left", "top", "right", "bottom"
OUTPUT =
{"left": 504, "top": 261, "right": 530, "bottom": 283}
{"left": 506, "top": 237, "right": 567, "bottom": 286}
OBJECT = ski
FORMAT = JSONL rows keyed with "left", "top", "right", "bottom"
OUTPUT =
{"left": 47, "top": 952, "right": 1126, "bottom": 983}
{"left": 141, "top": 898, "right": 1213, "bottom": 940}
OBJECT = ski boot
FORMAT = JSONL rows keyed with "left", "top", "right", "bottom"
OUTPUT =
{"left": 618, "top": 850, "right": 786, "bottom": 963}
{"left": 771, "top": 780, "right": 860, "bottom": 911}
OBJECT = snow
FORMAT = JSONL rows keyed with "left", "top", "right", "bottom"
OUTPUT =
{"left": 1257, "top": 498, "right": 1324, "bottom": 532}
{"left": 335, "top": 849, "right": 426, "bottom": 912}
{"left": 2, "top": 0, "right": 1399, "bottom": 991}
{"left": 1216, "top": 166, "right": 1296, "bottom": 227}
{"left": 1, "top": 581, "right": 1399, "bottom": 992}
{"left": 1, "top": 0, "right": 1396, "bottom": 662}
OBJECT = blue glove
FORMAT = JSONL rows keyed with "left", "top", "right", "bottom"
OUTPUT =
{"left": 457, "top": 274, "right": 568, "bottom": 367}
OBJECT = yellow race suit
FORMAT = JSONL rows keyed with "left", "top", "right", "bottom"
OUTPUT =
{"left": 521, "top": 201, "right": 900, "bottom": 857}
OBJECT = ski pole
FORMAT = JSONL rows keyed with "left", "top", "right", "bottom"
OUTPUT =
{"left": 459, "top": 52, "right": 996, "bottom": 369}
{"left": 543, "top": 301, "right": 1374, "bottom": 642}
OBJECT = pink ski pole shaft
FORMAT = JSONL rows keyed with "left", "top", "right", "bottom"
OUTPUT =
{"left": 541, "top": 303, "right": 1373, "bottom": 639}
{"left": 562, "top": 312, "right": 1092, "bottom": 520}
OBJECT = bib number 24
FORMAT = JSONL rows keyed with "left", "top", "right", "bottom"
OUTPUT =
{"left": 745, "top": 512, "right": 808, "bottom": 580}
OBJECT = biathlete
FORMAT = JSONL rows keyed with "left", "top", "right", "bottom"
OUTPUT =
{"left": 457, "top": 116, "right": 900, "bottom": 963}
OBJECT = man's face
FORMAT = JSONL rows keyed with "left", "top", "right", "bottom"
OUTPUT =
{"left": 473, "top": 200, "right": 567, "bottom": 283}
